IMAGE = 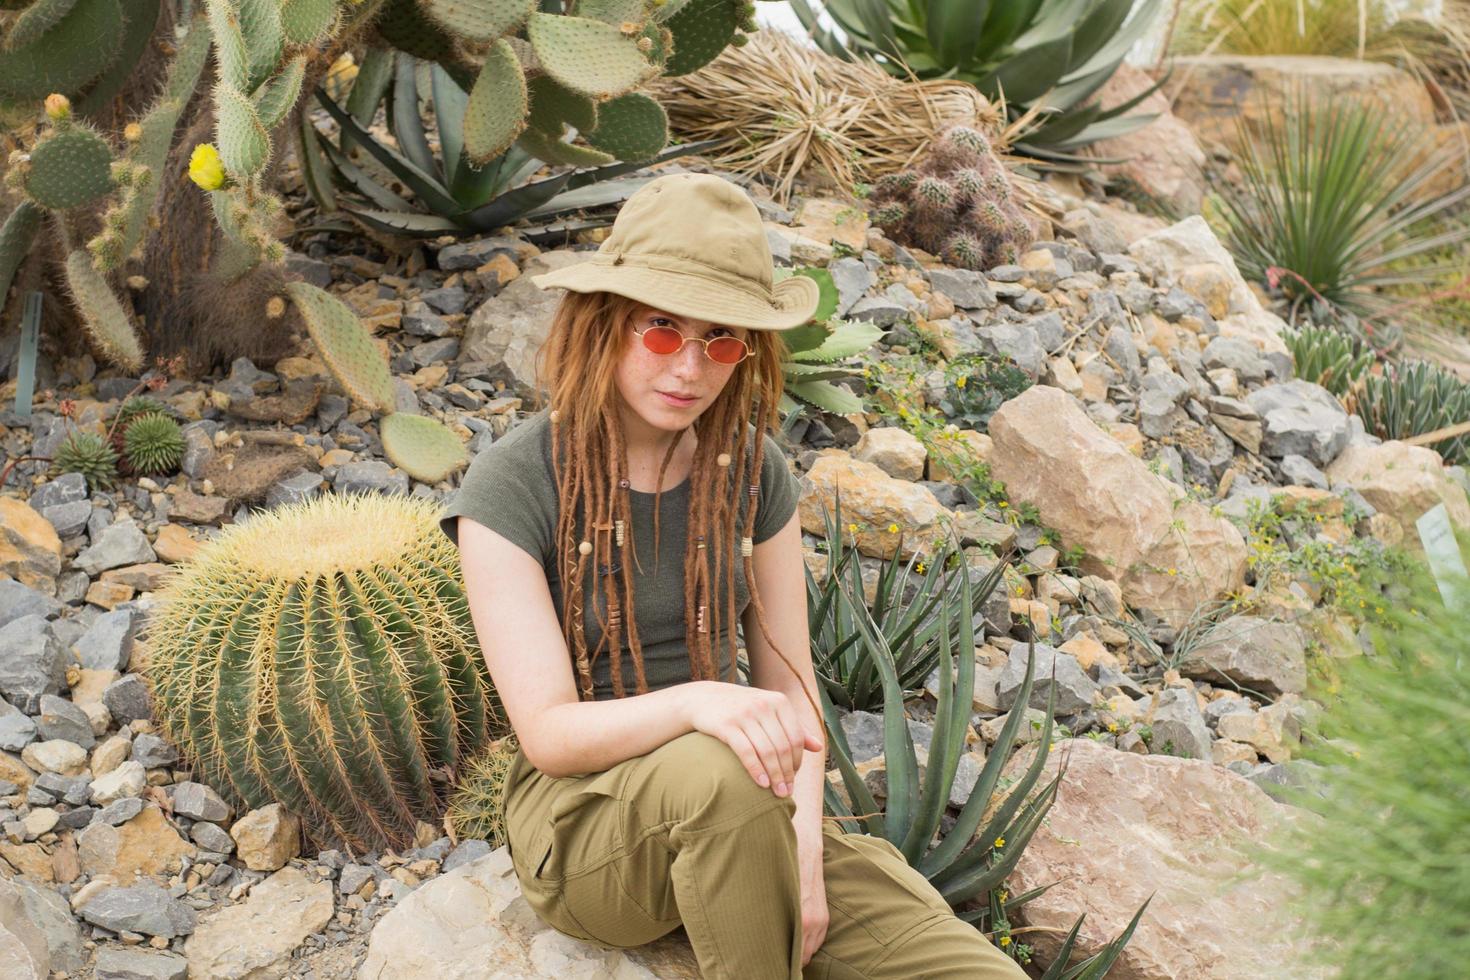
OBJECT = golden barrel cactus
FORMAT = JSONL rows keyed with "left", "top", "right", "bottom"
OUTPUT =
{"left": 141, "top": 492, "right": 506, "bottom": 852}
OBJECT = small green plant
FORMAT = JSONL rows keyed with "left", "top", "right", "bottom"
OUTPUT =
{"left": 1352, "top": 358, "right": 1470, "bottom": 466}
{"left": 931, "top": 353, "right": 1034, "bottom": 433}
{"left": 772, "top": 266, "right": 886, "bottom": 419}
{"left": 121, "top": 413, "right": 185, "bottom": 476}
{"left": 53, "top": 429, "right": 119, "bottom": 493}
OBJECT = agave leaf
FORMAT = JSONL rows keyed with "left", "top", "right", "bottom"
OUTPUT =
{"left": 315, "top": 86, "right": 461, "bottom": 216}
{"left": 340, "top": 206, "right": 462, "bottom": 237}
{"left": 390, "top": 54, "right": 438, "bottom": 181}
{"left": 792, "top": 318, "right": 887, "bottom": 362}
{"left": 786, "top": 379, "right": 864, "bottom": 415}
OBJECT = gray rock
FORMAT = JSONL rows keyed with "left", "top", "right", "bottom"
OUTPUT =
{"left": 988, "top": 264, "right": 1024, "bottom": 282}
{"left": 338, "top": 863, "right": 375, "bottom": 897}
{"left": 837, "top": 709, "right": 942, "bottom": 764}
{"left": 189, "top": 821, "right": 234, "bottom": 855}
{"left": 35, "top": 772, "right": 92, "bottom": 806}
{"left": 442, "top": 839, "right": 491, "bottom": 874}
{"left": 74, "top": 607, "right": 140, "bottom": 672}
{"left": 418, "top": 286, "right": 469, "bottom": 316}
{"left": 996, "top": 643, "right": 1100, "bottom": 716}
{"left": 1279, "top": 454, "right": 1329, "bottom": 490}
{"left": 36, "top": 694, "right": 95, "bottom": 749}
{"left": 1203, "top": 697, "right": 1254, "bottom": 728}
{"left": 1201, "top": 337, "right": 1268, "bottom": 385}
{"left": 94, "top": 946, "right": 189, "bottom": 980}
{"left": 1025, "top": 311, "right": 1067, "bottom": 353}
{"left": 460, "top": 253, "right": 577, "bottom": 397}
{"left": 77, "top": 882, "right": 197, "bottom": 938}
{"left": 1011, "top": 288, "right": 1047, "bottom": 313}
{"left": 0, "top": 696, "right": 38, "bottom": 751}
{"left": 57, "top": 806, "right": 98, "bottom": 830}
{"left": 101, "top": 674, "right": 152, "bottom": 726}
{"left": 0, "top": 876, "right": 86, "bottom": 975}
{"left": 74, "top": 519, "right": 156, "bottom": 577}
{"left": 1154, "top": 286, "right": 1204, "bottom": 322}
{"left": 29, "top": 471, "right": 88, "bottom": 512}
{"left": 96, "top": 797, "right": 146, "bottom": 827}
{"left": 1147, "top": 687, "right": 1213, "bottom": 760}
{"left": 171, "top": 782, "right": 232, "bottom": 823}
{"left": 974, "top": 322, "right": 1045, "bottom": 378}
{"left": 0, "top": 615, "right": 69, "bottom": 713}
{"left": 848, "top": 295, "right": 910, "bottom": 327}
{"left": 1246, "top": 380, "right": 1351, "bottom": 467}
{"left": 764, "top": 228, "right": 791, "bottom": 264}
{"left": 1093, "top": 662, "right": 1146, "bottom": 699}
{"left": 264, "top": 471, "right": 324, "bottom": 510}
{"left": 1103, "top": 324, "right": 1142, "bottom": 386}
{"left": 41, "top": 500, "right": 92, "bottom": 538}
{"left": 130, "top": 733, "right": 179, "bottom": 769}
{"left": 409, "top": 337, "right": 460, "bottom": 367}
{"left": 0, "top": 580, "right": 63, "bottom": 629}
{"left": 284, "top": 252, "right": 332, "bottom": 290}
{"left": 437, "top": 236, "right": 520, "bottom": 272}
{"left": 1178, "top": 615, "right": 1309, "bottom": 698}
{"left": 401, "top": 310, "right": 454, "bottom": 338}
{"left": 828, "top": 257, "right": 875, "bottom": 316}
{"left": 928, "top": 267, "right": 996, "bottom": 310}
{"left": 179, "top": 423, "right": 216, "bottom": 480}
{"left": 1247, "top": 759, "right": 1330, "bottom": 805}
{"left": 334, "top": 460, "right": 409, "bottom": 497}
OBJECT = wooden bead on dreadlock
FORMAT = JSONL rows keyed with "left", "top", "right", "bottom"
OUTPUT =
{"left": 614, "top": 520, "right": 625, "bottom": 547}
{"left": 578, "top": 540, "right": 592, "bottom": 555}
{"left": 550, "top": 409, "right": 561, "bottom": 423}
{"left": 696, "top": 604, "right": 707, "bottom": 633}
{"left": 740, "top": 536, "right": 754, "bottom": 557}
{"left": 716, "top": 452, "right": 731, "bottom": 467}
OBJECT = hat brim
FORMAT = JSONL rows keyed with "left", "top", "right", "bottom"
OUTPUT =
{"left": 530, "top": 260, "right": 821, "bottom": 331}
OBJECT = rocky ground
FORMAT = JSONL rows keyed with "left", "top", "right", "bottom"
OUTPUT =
{"left": 2, "top": 158, "right": 1468, "bottom": 978}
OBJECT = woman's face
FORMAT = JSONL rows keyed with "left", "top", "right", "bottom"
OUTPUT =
{"left": 613, "top": 304, "right": 750, "bottom": 444}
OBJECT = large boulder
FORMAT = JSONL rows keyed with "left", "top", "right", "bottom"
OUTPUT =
{"left": 1177, "top": 615, "right": 1309, "bottom": 698}
{"left": 1327, "top": 440, "right": 1470, "bottom": 543}
{"left": 0, "top": 497, "right": 62, "bottom": 596}
{"left": 1128, "top": 216, "right": 1289, "bottom": 356}
{"left": 358, "top": 847, "right": 699, "bottom": 979}
{"left": 797, "top": 452, "right": 950, "bottom": 561}
{"left": 1245, "top": 381, "right": 1351, "bottom": 467}
{"left": 461, "top": 251, "right": 588, "bottom": 398}
{"left": 185, "top": 867, "right": 333, "bottom": 980}
{"left": 1001, "top": 738, "right": 1327, "bottom": 979}
{"left": 987, "top": 386, "right": 1248, "bottom": 629}
{"left": 1086, "top": 64, "right": 1208, "bottom": 215}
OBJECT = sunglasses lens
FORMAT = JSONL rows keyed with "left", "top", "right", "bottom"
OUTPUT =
{"left": 706, "top": 338, "right": 748, "bottom": 364}
{"left": 642, "top": 325, "right": 684, "bottom": 354}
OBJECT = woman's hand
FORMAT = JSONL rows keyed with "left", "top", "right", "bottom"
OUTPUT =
{"left": 682, "top": 681, "right": 824, "bottom": 797}
{"left": 797, "top": 828, "right": 829, "bottom": 966}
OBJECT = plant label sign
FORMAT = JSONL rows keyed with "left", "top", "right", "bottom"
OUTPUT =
{"left": 1416, "top": 503, "right": 1468, "bottom": 617}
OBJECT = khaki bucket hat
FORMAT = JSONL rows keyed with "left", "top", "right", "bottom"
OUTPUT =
{"left": 530, "top": 172, "right": 821, "bottom": 331}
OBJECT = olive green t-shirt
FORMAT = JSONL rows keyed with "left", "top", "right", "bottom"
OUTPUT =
{"left": 437, "top": 410, "right": 802, "bottom": 700}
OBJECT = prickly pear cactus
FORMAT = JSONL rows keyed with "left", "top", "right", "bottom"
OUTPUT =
{"left": 141, "top": 492, "right": 509, "bottom": 853}
{"left": 867, "top": 125, "right": 1038, "bottom": 271}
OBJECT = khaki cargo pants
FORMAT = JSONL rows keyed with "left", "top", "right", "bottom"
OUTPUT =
{"left": 504, "top": 731, "right": 1029, "bottom": 979}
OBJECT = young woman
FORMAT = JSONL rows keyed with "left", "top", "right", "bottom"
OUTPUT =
{"left": 439, "top": 173, "right": 1026, "bottom": 979}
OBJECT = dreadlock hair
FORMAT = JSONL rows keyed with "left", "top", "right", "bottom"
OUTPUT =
{"left": 530, "top": 289, "right": 825, "bottom": 739}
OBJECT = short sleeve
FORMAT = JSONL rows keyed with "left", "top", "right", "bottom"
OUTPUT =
{"left": 437, "top": 442, "right": 555, "bottom": 566}
{"left": 752, "top": 432, "right": 801, "bottom": 544}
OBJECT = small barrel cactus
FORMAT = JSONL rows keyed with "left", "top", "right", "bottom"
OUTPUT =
{"left": 53, "top": 430, "right": 119, "bottom": 492}
{"left": 868, "top": 125, "right": 1037, "bottom": 271}
{"left": 445, "top": 737, "right": 521, "bottom": 849}
{"left": 121, "top": 413, "right": 185, "bottom": 476}
{"left": 141, "top": 492, "right": 508, "bottom": 852}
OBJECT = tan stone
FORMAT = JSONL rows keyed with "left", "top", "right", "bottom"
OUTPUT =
{"left": 231, "top": 804, "right": 301, "bottom": 872}
{"left": 0, "top": 841, "right": 54, "bottom": 882}
{"left": 0, "top": 497, "right": 62, "bottom": 595}
{"left": 1326, "top": 440, "right": 1470, "bottom": 544}
{"left": 77, "top": 805, "right": 195, "bottom": 879}
{"left": 169, "top": 489, "right": 232, "bottom": 525}
{"left": 273, "top": 356, "right": 326, "bottom": 381}
{"left": 1212, "top": 740, "right": 1258, "bottom": 766}
{"left": 927, "top": 429, "right": 991, "bottom": 482}
{"left": 319, "top": 448, "right": 355, "bottom": 467}
{"left": 69, "top": 669, "right": 119, "bottom": 710}
{"left": 1087, "top": 64, "right": 1208, "bottom": 215}
{"left": 988, "top": 386, "right": 1249, "bottom": 630}
{"left": 1178, "top": 262, "right": 1233, "bottom": 319}
{"left": 1058, "top": 633, "right": 1118, "bottom": 673}
{"left": 100, "top": 562, "right": 171, "bottom": 592}
{"left": 797, "top": 453, "right": 949, "bottom": 561}
{"left": 792, "top": 197, "right": 869, "bottom": 252}
{"left": 0, "top": 753, "right": 35, "bottom": 795}
{"left": 852, "top": 426, "right": 926, "bottom": 482}
{"left": 21, "top": 740, "right": 88, "bottom": 777}
{"left": 1048, "top": 356, "right": 1084, "bottom": 396}
{"left": 477, "top": 253, "right": 521, "bottom": 289}
{"left": 186, "top": 867, "right": 334, "bottom": 979}
{"left": 1105, "top": 422, "right": 1144, "bottom": 456}
{"left": 90, "top": 734, "right": 131, "bottom": 778}
{"left": 1002, "top": 738, "right": 1325, "bottom": 979}
{"left": 84, "top": 580, "right": 135, "bottom": 609}
{"left": 152, "top": 524, "right": 201, "bottom": 564}
{"left": 1215, "top": 698, "right": 1302, "bottom": 764}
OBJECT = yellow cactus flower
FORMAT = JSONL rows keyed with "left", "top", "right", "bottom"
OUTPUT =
{"left": 44, "top": 93, "right": 70, "bottom": 121}
{"left": 123, "top": 122, "right": 143, "bottom": 142}
{"left": 188, "top": 143, "right": 227, "bottom": 191}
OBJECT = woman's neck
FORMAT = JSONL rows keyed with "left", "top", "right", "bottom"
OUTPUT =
{"left": 623, "top": 427, "right": 695, "bottom": 493}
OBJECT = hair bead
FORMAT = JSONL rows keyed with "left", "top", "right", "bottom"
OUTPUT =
{"left": 716, "top": 452, "right": 731, "bottom": 467}
{"left": 618, "top": 478, "right": 630, "bottom": 489}
{"left": 614, "top": 520, "right": 625, "bottom": 547}
{"left": 550, "top": 409, "right": 561, "bottom": 423}
{"left": 740, "top": 536, "right": 753, "bottom": 557}
{"left": 578, "top": 540, "right": 592, "bottom": 555}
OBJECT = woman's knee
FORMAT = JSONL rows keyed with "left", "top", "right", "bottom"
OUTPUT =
{"left": 639, "top": 731, "right": 791, "bottom": 824}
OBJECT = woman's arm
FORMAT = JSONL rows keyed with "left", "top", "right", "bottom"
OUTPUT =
{"left": 457, "top": 516, "right": 700, "bottom": 777}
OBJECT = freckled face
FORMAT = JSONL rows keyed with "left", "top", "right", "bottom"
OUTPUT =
{"left": 613, "top": 305, "right": 751, "bottom": 439}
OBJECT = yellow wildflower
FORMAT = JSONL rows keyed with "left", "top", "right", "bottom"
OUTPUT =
{"left": 998, "top": 501, "right": 1008, "bottom": 508}
{"left": 1106, "top": 721, "right": 1118, "bottom": 732}
{"left": 997, "top": 890, "right": 1007, "bottom": 903}
{"left": 915, "top": 561, "right": 927, "bottom": 574}
{"left": 847, "top": 523, "right": 859, "bottom": 535}
{"left": 1167, "top": 567, "right": 1178, "bottom": 576}
{"left": 1000, "top": 936, "right": 1011, "bottom": 947}
{"left": 887, "top": 523, "right": 898, "bottom": 534}
{"left": 956, "top": 375, "right": 967, "bottom": 388}
{"left": 188, "top": 143, "right": 227, "bottom": 191}
{"left": 994, "top": 836, "right": 1005, "bottom": 848}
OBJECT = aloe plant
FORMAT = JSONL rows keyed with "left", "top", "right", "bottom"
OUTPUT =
{"left": 1211, "top": 87, "right": 1470, "bottom": 328}
{"left": 1282, "top": 321, "right": 1375, "bottom": 396}
{"left": 773, "top": 266, "right": 886, "bottom": 417}
{"left": 820, "top": 541, "right": 1150, "bottom": 973}
{"left": 1353, "top": 359, "right": 1470, "bottom": 466}
{"left": 807, "top": 488, "right": 1010, "bottom": 711}
{"left": 788, "top": 0, "right": 1166, "bottom": 161}
{"left": 302, "top": 50, "right": 722, "bottom": 238}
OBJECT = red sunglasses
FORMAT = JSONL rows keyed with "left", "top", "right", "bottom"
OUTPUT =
{"left": 631, "top": 322, "right": 753, "bottom": 365}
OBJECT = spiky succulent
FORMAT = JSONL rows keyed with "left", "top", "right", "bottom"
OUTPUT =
{"left": 53, "top": 430, "right": 119, "bottom": 492}
{"left": 444, "top": 738, "right": 520, "bottom": 848}
{"left": 122, "top": 412, "right": 185, "bottom": 476}
{"left": 867, "top": 125, "right": 1036, "bottom": 272}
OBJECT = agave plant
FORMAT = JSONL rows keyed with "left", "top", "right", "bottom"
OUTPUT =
{"left": 1351, "top": 359, "right": 1470, "bottom": 466}
{"left": 807, "top": 488, "right": 1011, "bottom": 711}
{"left": 1282, "top": 322, "right": 1376, "bottom": 396}
{"left": 302, "top": 49, "right": 722, "bottom": 239}
{"left": 1210, "top": 87, "right": 1470, "bottom": 328}
{"left": 772, "top": 266, "right": 886, "bottom": 417}
{"left": 788, "top": 0, "right": 1167, "bottom": 160}
{"left": 820, "top": 544, "right": 1150, "bottom": 974}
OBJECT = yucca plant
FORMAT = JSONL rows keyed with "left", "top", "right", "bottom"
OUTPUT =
{"left": 788, "top": 0, "right": 1166, "bottom": 161}
{"left": 807, "top": 489, "right": 1011, "bottom": 711}
{"left": 141, "top": 492, "right": 508, "bottom": 853}
{"left": 1248, "top": 538, "right": 1470, "bottom": 979}
{"left": 1282, "top": 321, "right": 1376, "bottom": 396}
{"left": 1210, "top": 87, "right": 1470, "bottom": 329}
{"left": 302, "top": 49, "right": 721, "bottom": 239}
{"left": 1351, "top": 358, "right": 1470, "bottom": 466}
{"left": 820, "top": 547, "right": 1150, "bottom": 974}
{"left": 773, "top": 266, "right": 886, "bottom": 418}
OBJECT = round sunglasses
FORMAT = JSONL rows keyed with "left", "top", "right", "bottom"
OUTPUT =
{"left": 631, "top": 322, "right": 753, "bottom": 365}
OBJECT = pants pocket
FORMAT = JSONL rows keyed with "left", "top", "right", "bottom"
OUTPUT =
{"left": 823, "top": 829, "right": 955, "bottom": 946}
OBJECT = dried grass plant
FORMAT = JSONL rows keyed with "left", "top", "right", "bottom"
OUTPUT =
{"left": 648, "top": 29, "right": 1039, "bottom": 206}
